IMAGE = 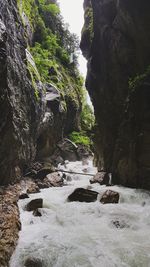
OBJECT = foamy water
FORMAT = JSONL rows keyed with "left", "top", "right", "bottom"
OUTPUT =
{"left": 10, "top": 160, "right": 150, "bottom": 267}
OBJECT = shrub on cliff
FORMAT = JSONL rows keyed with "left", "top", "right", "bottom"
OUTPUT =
{"left": 69, "top": 131, "right": 91, "bottom": 147}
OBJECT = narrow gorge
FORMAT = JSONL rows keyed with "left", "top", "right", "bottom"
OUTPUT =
{"left": 0, "top": 0, "right": 150, "bottom": 266}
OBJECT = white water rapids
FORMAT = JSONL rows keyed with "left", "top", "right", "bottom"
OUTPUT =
{"left": 10, "top": 160, "right": 150, "bottom": 267}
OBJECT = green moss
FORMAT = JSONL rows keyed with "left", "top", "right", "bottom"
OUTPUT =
{"left": 82, "top": 6, "right": 94, "bottom": 44}
{"left": 129, "top": 65, "right": 150, "bottom": 90}
{"left": 17, "top": 0, "right": 38, "bottom": 26}
{"left": 27, "top": 60, "right": 40, "bottom": 100}
{"left": 69, "top": 131, "right": 92, "bottom": 147}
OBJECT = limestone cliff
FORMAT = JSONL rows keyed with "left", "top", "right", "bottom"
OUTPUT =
{"left": 81, "top": 0, "right": 150, "bottom": 189}
{"left": 0, "top": 0, "right": 82, "bottom": 185}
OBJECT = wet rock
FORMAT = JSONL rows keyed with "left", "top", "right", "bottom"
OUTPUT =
{"left": 77, "top": 144, "right": 93, "bottom": 161}
{"left": 19, "top": 193, "right": 29, "bottom": 199}
{"left": 33, "top": 209, "right": 42, "bottom": 217}
{"left": 90, "top": 172, "right": 110, "bottom": 185}
{"left": 66, "top": 175, "right": 72, "bottom": 182}
{"left": 47, "top": 172, "right": 64, "bottom": 187}
{"left": 68, "top": 188, "right": 98, "bottom": 202}
{"left": 36, "top": 177, "right": 51, "bottom": 189}
{"left": 52, "top": 155, "right": 64, "bottom": 166}
{"left": 57, "top": 139, "right": 79, "bottom": 161}
{"left": 24, "top": 257, "right": 43, "bottom": 267}
{"left": 62, "top": 173, "right": 72, "bottom": 182}
{"left": 36, "top": 168, "right": 53, "bottom": 180}
{"left": 100, "top": 190, "right": 119, "bottom": 204}
{"left": 51, "top": 140, "right": 93, "bottom": 164}
{"left": 27, "top": 185, "right": 40, "bottom": 194}
{"left": 26, "top": 199, "right": 43, "bottom": 211}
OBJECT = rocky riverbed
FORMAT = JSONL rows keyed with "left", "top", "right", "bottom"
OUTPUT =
{"left": 9, "top": 160, "right": 150, "bottom": 267}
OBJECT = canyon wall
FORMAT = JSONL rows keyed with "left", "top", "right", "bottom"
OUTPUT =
{"left": 81, "top": 0, "right": 150, "bottom": 189}
{"left": 0, "top": 0, "right": 82, "bottom": 185}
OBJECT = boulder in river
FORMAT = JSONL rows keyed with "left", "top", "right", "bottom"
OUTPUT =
{"left": 35, "top": 167, "right": 53, "bottom": 180}
{"left": 27, "top": 185, "right": 40, "bottom": 194}
{"left": 26, "top": 199, "right": 43, "bottom": 211}
{"left": 100, "top": 190, "right": 119, "bottom": 204}
{"left": 47, "top": 172, "right": 64, "bottom": 187}
{"left": 19, "top": 193, "right": 29, "bottom": 199}
{"left": 24, "top": 257, "right": 43, "bottom": 267}
{"left": 90, "top": 172, "right": 110, "bottom": 185}
{"left": 57, "top": 139, "right": 79, "bottom": 161}
{"left": 36, "top": 178, "right": 51, "bottom": 189}
{"left": 68, "top": 188, "right": 98, "bottom": 202}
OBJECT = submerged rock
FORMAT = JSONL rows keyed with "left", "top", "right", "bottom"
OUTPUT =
{"left": 26, "top": 199, "right": 43, "bottom": 211}
{"left": 24, "top": 257, "right": 43, "bottom": 267}
{"left": 112, "top": 220, "right": 130, "bottom": 229}
{"left": 90, "top": 172, "right": 109, "bottom": 185}
{"left": 33, "top": 209, "right": 42, "bottom": 217}
{"left": 100, "top": 190, "right": 119, "bottom": 204}
{"left": 68, "top": 188, "right": 98, "bottom": 202}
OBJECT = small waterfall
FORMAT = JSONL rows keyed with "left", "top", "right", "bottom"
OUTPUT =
{"left": 108, "top": 173, "right": 112, "bottom": 185}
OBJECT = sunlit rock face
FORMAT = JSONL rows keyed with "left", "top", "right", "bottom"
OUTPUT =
{"left": 81, "top": 0, "right": 150, "bottom": 189}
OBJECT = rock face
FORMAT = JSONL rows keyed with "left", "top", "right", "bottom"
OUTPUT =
{"left": 0, "top": 0, "right": 82, "bottom": 186}
{"left": 51, "top": 139, "right": 93, "bottom": 165}
{"left": 81, "top": 0, "right": 150, "bottom": 189}
{"left": 0, "top": 1, "right": 44, "bottom": 185}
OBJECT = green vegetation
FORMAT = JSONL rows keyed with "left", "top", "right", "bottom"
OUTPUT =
{"left": 17, "top": 0, "right": 95, "bottom": 148}
{"left": 81, "top": 6, "right": 94, "bottom": 45}
{"left": 27, "top": 58, "right": 41, "bottom": 100}
{"left": 69, "top": 90, "right": 95, "bottom": 147}
{"left": 129, "top": 65, "right": 150, "bottom": 90}
{"left": 69, "top": 131, "right": 91, "bottom": 147}
{"left": 39, "top": 2, "right": 60, "bottom": 16}
{"left": 18, "top": 0, "right": 83, "bottom": 103}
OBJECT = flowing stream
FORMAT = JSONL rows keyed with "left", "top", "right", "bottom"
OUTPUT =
{"left": 10, "top": 160, "right": 150, "bottom": 267}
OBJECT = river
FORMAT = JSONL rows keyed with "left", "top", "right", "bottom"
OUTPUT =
{"left": 10, "top": 160, "right": 150, "bottom": 267}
